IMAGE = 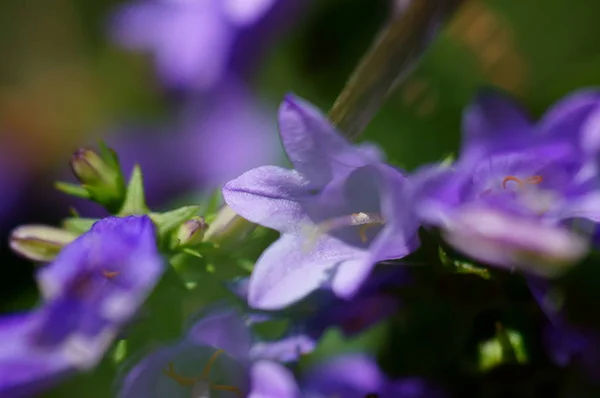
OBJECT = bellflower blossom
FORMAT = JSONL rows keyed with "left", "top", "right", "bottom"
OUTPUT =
{"left": 118, "top": 305, "right": 310, "bottom": 398}
{"left": 223, "top": 95, "right": 419, "bottom": 310}
{"left": 110, "top": 0, "right": 302, "bottom": 91}
{"left": 0, "top": 215, "right": 164, "bottom": 397}
{"left": 414, "top": 89, "right": 600, "bottom": 274}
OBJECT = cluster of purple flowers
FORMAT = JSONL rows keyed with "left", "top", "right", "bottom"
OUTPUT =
{"left": 3, "top": 86, "right": 599, "bottom": 396}
{"left": 3, "top": 0, "right": 600, "bottom": 396}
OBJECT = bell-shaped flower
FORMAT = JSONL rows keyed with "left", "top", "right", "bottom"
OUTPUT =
{"left": 413, "top": 89, "right": 600, "bottom": 274}
{"left": 223, "top": 95, "right": 419, "bottom": 310}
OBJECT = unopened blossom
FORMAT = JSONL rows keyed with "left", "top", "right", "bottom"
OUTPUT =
{"left": 0, "top": 215, "right": 164, "bottom": 397}
{"left": 223, "top": 95, "right": 419, "bottom": 310}
{"left": 110, "top": 0, "right": 304, "bottom": 90}
{"left": 118, "top": 305, "right": 309, "bottom": 398}
{"left": 413, "top": 89, "right": 600, "bottom": 274}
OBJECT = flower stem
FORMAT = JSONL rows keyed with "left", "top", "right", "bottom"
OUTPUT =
{"left": 329, "top": 0, "right": 467, "bottom": 140}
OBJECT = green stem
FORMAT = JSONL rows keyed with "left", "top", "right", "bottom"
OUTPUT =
{"left": 329, "top": 0, "right": 467, "bottom": 139}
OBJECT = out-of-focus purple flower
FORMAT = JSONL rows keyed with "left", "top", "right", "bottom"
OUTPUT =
{"left": 414, "top": 89, "right": 600, "bottom": 274}
{"left": 223, "top": 95, "right": 419, "bottom": 310}
{"left": 0, "top": 215, "right": 163, "bottom": 397}
{"left": 528, "top": 277, "right": 600, "bottom": 380}
{"left": 110, "top": 0, "right": 305, "bottom": 91}
{"left": 302, "top": 354, "right": 444, "bottom": 398}
{"left": 0, "top": 312, "right": 72, "bottom": 397}
{"left": 118, "top": 305, "right": 307, "bottom": 398}
{"left": 228, "top": 264, "right": 407, "bottom": 343}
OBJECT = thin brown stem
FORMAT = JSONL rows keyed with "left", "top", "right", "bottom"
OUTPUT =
{"left": 329, "top": 0, "right": 467, "bottom": 139}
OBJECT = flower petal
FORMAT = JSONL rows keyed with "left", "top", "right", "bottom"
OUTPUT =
{"left": 249, "top": 334, "right": 316, "bottom": 363}
{"left": 0, "top": 312, "right": 72, "bottom": 398}
{"left": 248, "top": 360, "right": 300, "bottom": 398}
{"left": 185, "top": 306, "right": 252, "bottom": 362}
{"left": 540, "top": 89, "right": 600, "bottom": 144}
{"left": 302, "top": 354, "right": 386, "bottom": 397}
{"left": 278, "top": 95, "right": 382, "bottom": 187}
{"left": 118, "top": 342, "right": 249, "bottom": 398}
{"left": 442, "top": 206, "right": 589, "bottom": 276}
{"left": 461, "top": 88, "right": 533, "bottom": 162}
{"left": 248, "top": 234, "right": 360, "bottom": 310}
{"left": 223, "top": 166, "right": 310, "bottom": 233}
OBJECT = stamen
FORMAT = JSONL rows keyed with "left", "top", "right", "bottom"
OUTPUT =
{"left": 211, "top": 384, "right": 243, "bottom": 397}
{"left": 358, "top": 224, "right": 377, "bottom": 243}
{"left": 162, "top": 362, "right": 196, "bottom": 386}
{"left": 525, "top": 175, "right": 543, "bottom": 184}
{"left": 501, "top": 176, "right": 523, "bottom": 189}
{"left": 102, "top": 270, "right": 120, "bottom": 279}
{"left": 200, "top": 349, "right": 224, "bottom": 379}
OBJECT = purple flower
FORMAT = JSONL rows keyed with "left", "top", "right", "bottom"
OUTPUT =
{"left": 0, "top": 215, "right": 163, "bottom": 397}
{"left": 223, "top": 95, "right": 419, "bottom": 309}
{"left": 110, "top": 0, "right": 304, "bottom": 91}
{"left": 228, "top": 264, "right": 406, "bottom": 342}
{"left": 414, "top": 89, "right": 600, "bottom": 273}
{"left": 0, "top": 312, "right": 72, "bottom": 397}
{"left": 302, "top": 354, "right": 445, "bottom": 398}
{"left": 118, "top": 305, "right": 307, "bottom": 398}
{"left": 528, "top": 277, "right": 600, "bottom": 380}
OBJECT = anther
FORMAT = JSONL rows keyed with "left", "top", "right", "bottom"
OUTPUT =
{"left": 163, "top": 349, "right": 242, "bottom": 396}
{"left": 501, "top": 176, "right": 523, "bottom": 189}
{"left": 525, "top": 175, "right": 543, "bottom": 184}
{"left": 102, "top": 270, "right": 120, "bottom": 279}
{"left": 162, "top": 362, "right": 196, "bottom": 386}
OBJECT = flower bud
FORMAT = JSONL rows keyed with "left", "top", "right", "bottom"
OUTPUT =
{"left": 175, "top": 216, "right": 208, "bottom": 247}
{"left": 10, "top": 225, "right": 78, "bottom": 262}
{"left": 69, "top": 147, "right": 125, "bottom": 209}
{"left": 203, "top": 206, "right": 256, "bottom": 248}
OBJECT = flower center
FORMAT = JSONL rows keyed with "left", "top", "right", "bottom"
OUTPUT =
{"left": 162, "top": 349, "right": 242, "bottom": 397}
{"left": 303, "top": 212, "right": 385, "bottom": 251}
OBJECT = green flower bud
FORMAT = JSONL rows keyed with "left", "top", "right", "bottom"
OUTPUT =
{"left": 203, "top": 205, "right": 256, "bottom": 248}
{"left": 175, "top": 216, "right": 208, "bottom": 247}
{"left": 68, "top": 145, "right": 125, "bottom": 211}
{"left": 10, "top": 225, "right": 77, "bottom": 262}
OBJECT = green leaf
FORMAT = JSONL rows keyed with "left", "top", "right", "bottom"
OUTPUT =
{"left": 150, "top": 205, "right": 201, "bottom": 238}
{"left": 62, "top": 217, "right": 99, "bottom": 234}
{"left": 118, "top": 164, "right": 149, "bottom": 215}
{"left": 54, "top": 182, "right": 91, "bottom": 199}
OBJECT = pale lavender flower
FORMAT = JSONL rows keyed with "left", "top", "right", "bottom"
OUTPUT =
{"left": 223, "top": 95, "right": 419, "bottom": 310}
{"left": 414, "top": 89, "right": 600, "bottom": 274}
